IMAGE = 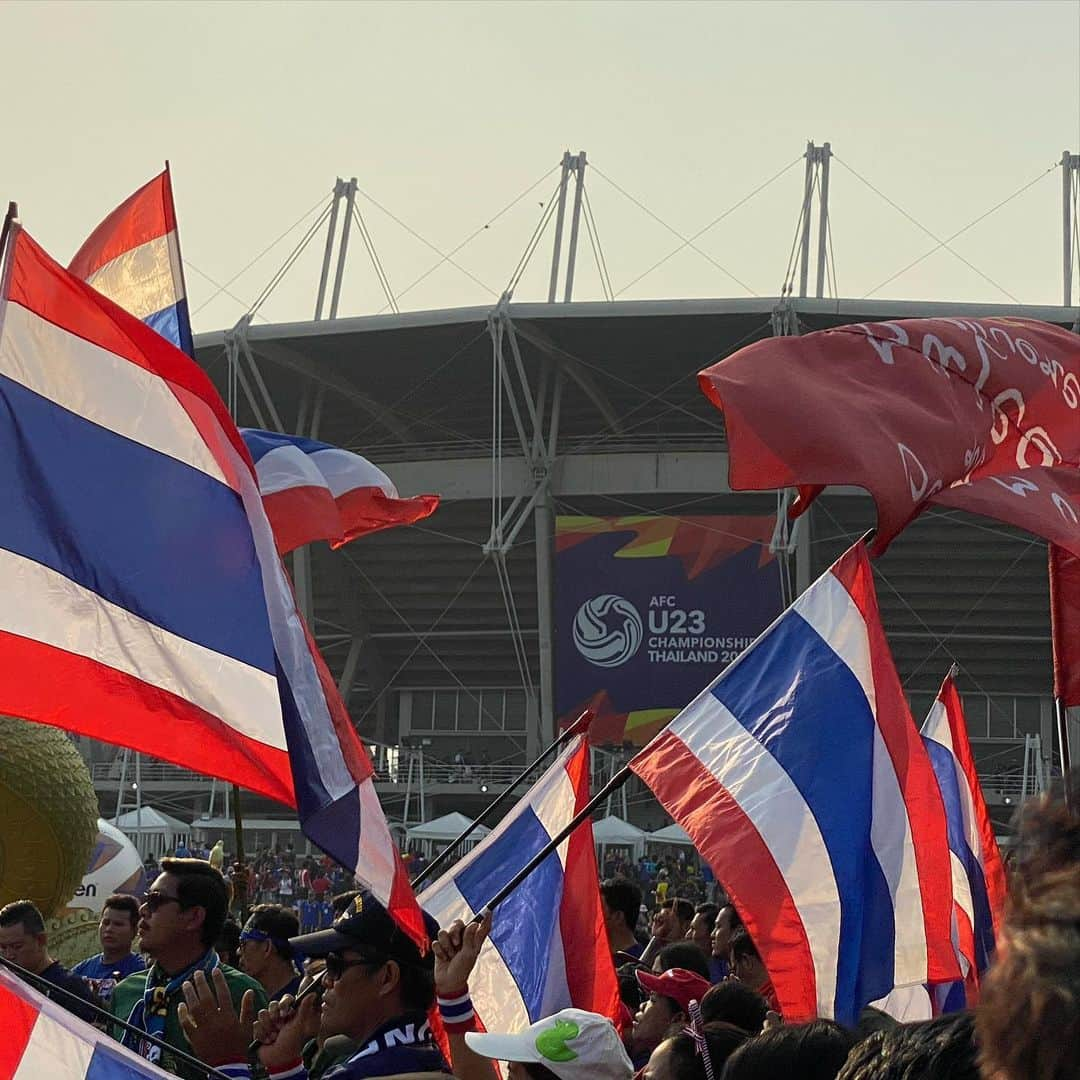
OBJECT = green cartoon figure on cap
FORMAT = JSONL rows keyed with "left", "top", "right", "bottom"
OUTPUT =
{"left": 536, "top": 1019, "right": 580, "bottom": 1062}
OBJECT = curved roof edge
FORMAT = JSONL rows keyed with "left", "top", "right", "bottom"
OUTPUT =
{"left": 194, "top": 295, "right": 1080, "bottom": 349}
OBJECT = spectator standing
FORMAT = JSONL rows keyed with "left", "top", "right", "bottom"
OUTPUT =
{"left": 601, "top": 878, "right": 645, "bottom": 961}
{"left": 299, "top": 892, "right": 318, "bottom": 934}
{"left": 728, "top": 929, "right": 780, "bottom": 1016}
{"left": 71, "top": 894, "right": 146, "bottom": 1006}
{"left": 0, "top": 899, "right": 101, "bottom": 1023}
{"left": 238, "top": 904, "right": 302, "bottom": 1004}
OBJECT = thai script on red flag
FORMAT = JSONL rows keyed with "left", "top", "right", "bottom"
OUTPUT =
{"left": 420, "top": 734, "right": 621, "bottom": 1032}
{"left": 0, "top": 218, "right": 426, "bottom": 947}
{"left": 629, "top": 541, "right": 958, "bottom": 1024}
{"left": 1049, "top": 543, "right": 1080, "bottom": 710}
{"left": 919, "top": 670, "right": 1006, "bottom": 1010}
{"left": 0, "top": 964, "right": 172, "bottom": 1079}
{"left": 68, "top": 167, "right": 193, "bottom": 356}
{"left": 698, "top": 318, "right": 1080, "bottom": 556}
{"left": 241, "top": 428, "right": 440, "bottom": 554}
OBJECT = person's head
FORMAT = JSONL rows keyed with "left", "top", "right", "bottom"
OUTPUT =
{"left": 721, "top": 1020, "right": 853, "bottom": 1080}
{"left": 239, "top": 904, "right": 299, "bottom": 984}
{"left": 601, "top": 879, "right": 643, "bottom": 944}
{"left": 138, "top": 858, "right": 231, "bottom": 966}
{"left": 711, "top": 905, "right": 741, "bottom": 960}
{"left": 700, "top": 980, "right": 769, "bottom": 1034}
{"left": 216, "top": 916, "right": 241, "bottom": 967}
{"left": 633, "top": 968, "right": 711, "bottom": 1059}
{"left": 290, "top": 889, "right": 438, "bottom": 1041}
{"left": 99, "top": 894, "right": 140, "bottom": 958}
{"left": 728, "top": 929, "right": 768, "bottom": 991}
{"left": 0, "top": 901, "right": 50, "bottom": 974}
{"left": 466, "top": 1008, "right": 633, "bottom": 1080}
{"left": 653, "top": 941, "right": 711, "bottom": 980}
{"left": 686, "top": 904, "right": 718, "bottom": 957}
{"left": 653, "top": 899, "right": 695, "bottom": 942}
{"left": 644, "top": 1025, "right": 748, "bottom": 1080}
{"left": 331, "top": 889, "right": 361, "bottom": 917}
{"left": 836, "top": 1013, "right": 979, "bottom": 1080}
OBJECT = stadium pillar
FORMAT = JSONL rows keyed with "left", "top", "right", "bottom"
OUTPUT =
{"left": 534, "top": 479, "right": 556, "bottom": 756}
{"left": 795, "top": 141, "right": 833, "bottom": 299}
{"left": 1063, "top": 151, "right": 1079, "bottom": 307}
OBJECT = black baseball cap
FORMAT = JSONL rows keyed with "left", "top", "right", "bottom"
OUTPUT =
{"left": 289, "top": 889, "right": 439, "bottom": 967}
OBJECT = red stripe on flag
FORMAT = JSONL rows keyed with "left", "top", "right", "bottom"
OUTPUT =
{"left": 0, "top": 978, "right": 41, "bottom": 1076}
{"left": 0, "top": 630, "right": 295, "bottom": 805}
{"left": 261, "top": 485, "right": 342, "bottom": 555}
{"left": 68, "top": 170, "right": 175, "bottom": 280}
{"left": 560, "top": 739, "right": 621, "bottom": 1022}
{"left": 329, "top": 489, "right": 440, "bottom": 549}
{"left": 1049, "top": 543, "right": 1080, "bottom": 708}
{"left": 832, "top": 545, "right": 959, "bottom": 984}
{"left": 630, "top": 730, "right": 818, "bottom": 1021}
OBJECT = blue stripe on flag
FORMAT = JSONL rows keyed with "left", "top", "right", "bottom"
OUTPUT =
{"left": 710, "top": 610, "right": 896, "bottom": 1016}
{"left": 241, "top": 428, "right": 336, "bottom": 463}
{"left": 0, "top": 373, "right": 277, "bottom": 674}
{"left": 923, "top": 738, "right": 995, "bottom": 971}
{"left": 143, "top": 299, "right": 194, "bottom": 358}
{"left": 453, "top": 806, "right": 564, "bottom": 1022}
{"left": 87, "top": 1041, "right": 165, "bottom": 1078}
{"left": 275, "top": 659, "right": 335, "bottom": 815}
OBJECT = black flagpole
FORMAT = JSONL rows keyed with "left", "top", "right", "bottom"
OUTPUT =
{"left": 411, "top": 708, "right": 595, "bottom": 889}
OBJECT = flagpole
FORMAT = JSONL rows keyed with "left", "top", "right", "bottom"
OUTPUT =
{"left": 1055, "top": 697, "right": 1072, "bottom": 778}
{"left": 410, "top": 708, "right": 595, "bottom": 889}
{"left": 232, "top": 783, "right": 248, "bottom": 917}
{"left": 475, "top": 763, "right": 634, "bottom": 919}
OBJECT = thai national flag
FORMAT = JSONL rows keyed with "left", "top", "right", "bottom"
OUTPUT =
{"left": 0, "top": 219, "right": 425, "bottom": 947}
{"left": 241, "top": 429, "right": 440, "bottom": 554}
{"left": 0, "top": 965, "right": 170, "bottom": 1078}
{"left": 68, "top": 167, "right": 192, "bottom": 356}
{"left": 920, "top": 670, "right": 1007, "bottom": 1010}
{"left": 629, "top": 542, "right": 959, "bottom": 1024}
{"left": 419, "top": 735, "right": 621, "bottom": 1033}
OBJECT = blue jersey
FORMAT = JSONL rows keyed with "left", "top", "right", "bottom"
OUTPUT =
{"left": 318, "top": 901, "right": 334, "bottom": 928}
{"left": 69, "top": 952, "right": 144, "bottom": 1010}
{"left": 299, "top": 899, "right": 318, "bottom": 929}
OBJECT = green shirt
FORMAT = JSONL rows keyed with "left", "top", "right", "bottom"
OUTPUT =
{"left": 110, "top": 961, "right": 268, "bottom": 1079}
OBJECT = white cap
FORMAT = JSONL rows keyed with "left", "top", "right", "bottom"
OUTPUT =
{"left": 465, "top": 1008, "right": 632, "bottom": 1080}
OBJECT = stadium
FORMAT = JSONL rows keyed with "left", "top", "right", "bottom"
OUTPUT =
{"left": 81, "top": 145, "right": 1080, "bottom": 847}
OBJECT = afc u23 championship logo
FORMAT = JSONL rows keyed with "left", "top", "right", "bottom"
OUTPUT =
{"left": 572, "top": 594, "right": 643, "bottom": 668}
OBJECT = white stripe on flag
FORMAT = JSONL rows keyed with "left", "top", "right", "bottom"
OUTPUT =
{"left": 797, "top": 574, "right": 928, "bottom": 985}
{"left": 0, "top": 303, "right": 227, "bottom": 486}
{"left": 85, "top": 233, "right": 181, "bottom": 320}
{"left": 0, "top": 547, "right": 286, "bottom": 750}
{"left": 674, "top": 692, "right": 841, "bottom": 1017}
{"left": 255, "top": 444, "right": 334, "bottom": 497}
{"left": 308, "top": 447, "right": 398, "bottom": 499}
{"left": 13, "top": 1010, "right": 94, "bottom": 1079}
{"left": 529, "top": 766, "right": 578, "bottom": 868}
{"left": 356, "top": 777, "right": 399, "bottom": 905}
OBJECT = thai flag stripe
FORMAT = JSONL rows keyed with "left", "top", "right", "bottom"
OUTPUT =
{"left": 629, "top": 543, "right": 958, "bottom": 1024}
{"left": 420, "top": 737, "right": 619, "bottom": 1033}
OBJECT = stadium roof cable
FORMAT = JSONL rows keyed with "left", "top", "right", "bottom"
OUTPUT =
{"left": 351, "top": 202, "right": 399, "bottom": 313}
{"left": 503, "top": 180, "right": 564, "bottom": 299}
{"left": 861, "top": 158, "right": 1061, "bottom": 300}
{"left": 582, "top": 186, "right": 614, "bottom": 301}
{"left": 835, "top": 154, "right": 1045, "bottom": 304}
{"left": 589, "top": 163, "right": 758, "bottom": 297}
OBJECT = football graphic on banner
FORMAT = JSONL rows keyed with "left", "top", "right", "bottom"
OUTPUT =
{"left": 573, "top": 594, "right": 644, "bottom": 668}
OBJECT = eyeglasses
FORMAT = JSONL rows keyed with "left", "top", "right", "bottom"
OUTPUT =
{"left": 142, "top": 891, "right": 183, "bottom": 913}
{"left": 324, "top": 951, "right": 384, "bottom": 980}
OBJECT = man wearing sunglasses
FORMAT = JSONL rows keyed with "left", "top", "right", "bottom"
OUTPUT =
{"left": 109, "top": 858, "right": 268, "bottom": 1078}
{"left": 239, "top": 905, "right": 303, "bottom": 1004}
{"left": 177, "top": 888, "right": 451, "bottom": 1080}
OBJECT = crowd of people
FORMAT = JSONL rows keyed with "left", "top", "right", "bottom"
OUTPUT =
{"left": 0, "top": 774, "right": 1077, "bottom": 1080}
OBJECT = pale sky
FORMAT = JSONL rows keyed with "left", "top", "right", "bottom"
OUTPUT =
{"left": 6, "top": 0, "right": 1080, "bottom": 332}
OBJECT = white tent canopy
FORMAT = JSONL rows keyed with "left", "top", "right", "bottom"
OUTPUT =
{"left": 592, "top": 814, "right": 647, "bottom": 860}
{"left": 647, "top": 823, "right": 695, "bottom": 847}
{"left": 406, "top": 812, "right": 490, "bottom": 858}
{"left": 112, "top": 806, "right": 190, "bottom": 859}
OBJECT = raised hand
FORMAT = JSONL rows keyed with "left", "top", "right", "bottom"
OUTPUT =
{"left": 252, "top": 991, "right": 321, "bottom": 1072}
{"left": 433, "top": 911, "right": 492, "bottom": 994}
{"left": 177, "top": 967, "right": 256, "bottom": 1066}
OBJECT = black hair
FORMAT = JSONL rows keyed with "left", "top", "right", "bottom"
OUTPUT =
{"left": 397, "top": 955, "right": 436, "bottom": 1013}
{"left": 657, "top": 941, "right": 711, "bottom": 981}
{"left": 160, "top": 857, "right": 230, "bottom": 948}
{"left": 693, "top": 902, "right": 719, "bottom": 927}
{"left": 700, "top": 980, "right": 769, "bottom": 1034}
{"left": 102, "top": 894, "right": 141, "bottom": 927}
{"left": 660, "top": 897, "right": 695, "bottom": 924}
{"left": 332, "top": 889, "right": 361, "bottom": 917}
{"left": 662, "top": 1024, "right": 749, "bottom": 1080}
{"left": 247, "top": 903, "right": 300, "bottom": 962}
{"left": 601, "top": 878, "right": 642, "bottom": 929}
{"left": 0, "top": 900, "right": 45, "bottom": 936}
{"left": 727, "top": 928, "right": 759, "bottom": 965}
{"left": 616, "top": 963, "right": 645, "bottom": 1011}
{"left": 720, "top": 1020, "right": 853, "bottom": 1080}
{"left": 521, "top": 1064, "right": 562, "bottom": 1080}
{"left": 836, "top": 1013, "right": 979, "bottom": 1080}
{"left": 216, "top": 916, "right": 241, "bottom": 966}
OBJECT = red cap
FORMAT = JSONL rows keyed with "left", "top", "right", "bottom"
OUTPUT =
{"left": 635, "top": 967, "right": 712, "bottom": 1014}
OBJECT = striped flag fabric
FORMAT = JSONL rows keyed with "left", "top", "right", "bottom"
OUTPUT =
{"left": 241, "top": 428, "right": 440, "bottom": 554}
{"left": 0, "top": 966, "right": 171, "bottom": 1079}
{"left": 419, "top": 734, "right": 621, "bottom": 1033}
{"left": 0, "top": 217, "right": 425, "bottom": 947}
{"left": 629, "top": 541, "right": 959, "bottom": 1024}
{"left": 68, "top": 167, "right": 192, "bottom": 356}
{"left": 1049, "top": 543, "right": 1080, "bottom": 750}
{"left": 920, "top": 669, "right": 1007, "bottom": 1009}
